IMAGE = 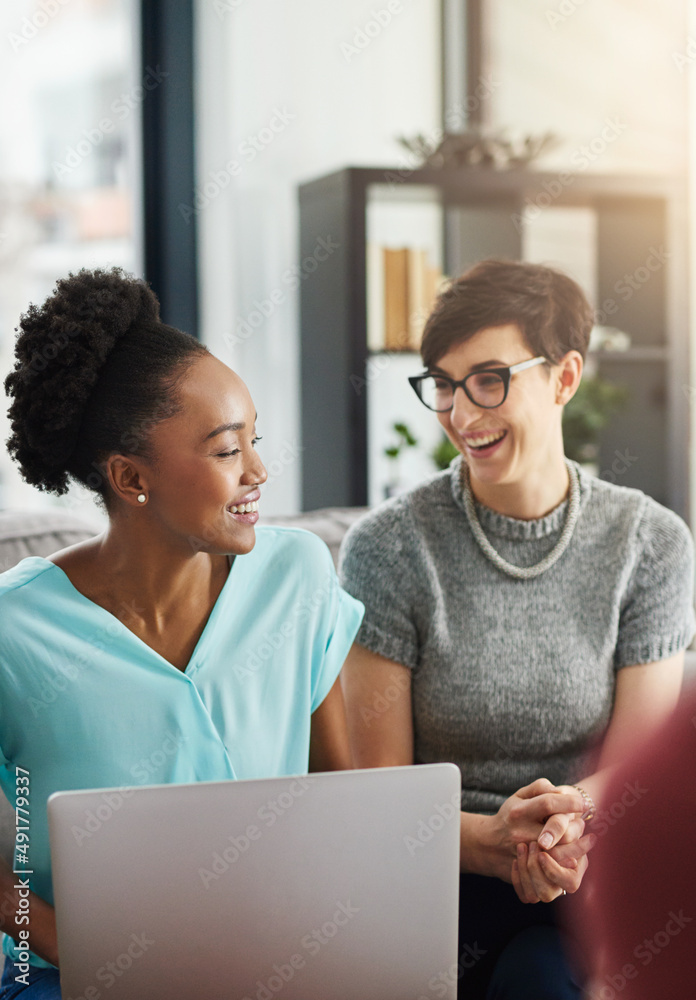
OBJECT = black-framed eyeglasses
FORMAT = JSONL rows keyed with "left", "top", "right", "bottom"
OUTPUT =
{"left": 408, "top": 356, "right": 547, "bottom": 412}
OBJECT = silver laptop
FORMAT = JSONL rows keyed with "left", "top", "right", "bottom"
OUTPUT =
{"left": 48, "top": 764, "right": 461, "bottom": 1000}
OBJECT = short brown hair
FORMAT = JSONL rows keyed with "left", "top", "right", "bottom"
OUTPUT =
{"left": 420, "top": 259, "right": 594, "bottom": 369}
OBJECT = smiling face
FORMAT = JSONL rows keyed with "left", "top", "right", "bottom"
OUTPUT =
{"left": 434, "top": 323, "right": 568, "bottom": 492}
{"left": 109, "top": 353, "right": 267, "bottom": 556}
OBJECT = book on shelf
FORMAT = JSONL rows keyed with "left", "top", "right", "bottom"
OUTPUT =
{"left": 367, "top": 243, "right": 444, "bottom": 353}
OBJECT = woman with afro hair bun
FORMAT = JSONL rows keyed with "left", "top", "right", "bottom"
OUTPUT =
{"left": 0, "top": 268, "right": 364, "bottom": 994}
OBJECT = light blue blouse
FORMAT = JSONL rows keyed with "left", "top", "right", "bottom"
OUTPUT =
{"left": 0, "top": 526, "right": 364, "bottom": 968}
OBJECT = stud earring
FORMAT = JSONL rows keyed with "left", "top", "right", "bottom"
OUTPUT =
{"left": 137, "top": 493, "right": 147, "bottom": 503}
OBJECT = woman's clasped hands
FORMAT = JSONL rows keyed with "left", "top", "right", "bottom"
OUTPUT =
{"left": 477, "top": 778, "right": 596, "bottom": 904}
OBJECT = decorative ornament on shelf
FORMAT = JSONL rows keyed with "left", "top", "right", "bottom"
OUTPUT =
{"left": 384, "top": 421, "right": 418, "bottom": 499}
{"left": 589, "top": 325, "right": 632, "bottom": 353}
{"left": 398, "top": 128, "right": 560, "bottom": 171}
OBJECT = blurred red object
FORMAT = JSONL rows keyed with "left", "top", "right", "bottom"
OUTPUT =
{"left": 571, "top": 687, "right": 696, "bottom": 998}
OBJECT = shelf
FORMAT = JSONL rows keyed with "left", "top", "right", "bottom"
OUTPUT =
{"left": 298, "top": 165, "right": 690, "bottom": 519}
{"left": 591, "top": 347, "right": 670, "bottom": 363}
{"left": 368, "top": 348, "right": 421, "bottom": 356}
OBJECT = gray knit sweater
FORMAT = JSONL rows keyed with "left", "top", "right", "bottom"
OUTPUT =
{"left": 338, "top": 456, "right": 696, "bottom": 814}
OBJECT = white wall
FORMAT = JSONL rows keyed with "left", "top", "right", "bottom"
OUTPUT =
{"left": 489, "top": 0, "right": 689, "bottom": 175}
{"left": 195, "top": 0, "right": 441, "bottom": 514}
{"left": 195, "top": 0, "right": 692, "bottom": 516}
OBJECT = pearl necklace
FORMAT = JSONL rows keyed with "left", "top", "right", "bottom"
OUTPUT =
{"left": 460, "top": 460, "right": 581, "bottom": 580}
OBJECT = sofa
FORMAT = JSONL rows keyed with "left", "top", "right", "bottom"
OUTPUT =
{"left": 1, "top": 506, "right": 695, "bottom": 864}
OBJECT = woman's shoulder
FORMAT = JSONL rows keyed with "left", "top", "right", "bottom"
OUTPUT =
{"left": 251, "top": 523, "right": 336, "bottom": 573}
{"left": 0, "top": 555, "right": 56, "bottom": 602}
{"left": 580, "top": 468, "right": 693, "bottom": 558}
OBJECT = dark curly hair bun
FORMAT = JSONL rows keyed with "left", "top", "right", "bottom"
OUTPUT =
{"left": 5, "top": 267, "right": 207, "bottom": 500}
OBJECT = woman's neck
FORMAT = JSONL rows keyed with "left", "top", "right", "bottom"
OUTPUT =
{"left": 468, "top": 455, "right": 571, "bottom": 521}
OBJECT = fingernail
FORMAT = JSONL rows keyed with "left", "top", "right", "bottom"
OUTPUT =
{"left": 517, "top": 843, "right": 526, "bottom": 858}
{"left": 529, "top": 841, "right": 538, "bottom": 855}
{"left": 539, "top": 833, "right": 553, "bottom": 849}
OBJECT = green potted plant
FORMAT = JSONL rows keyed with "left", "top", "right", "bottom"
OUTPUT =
{"left": 384, "top": 421, "right": 418, "bottom": 498}
{"left": 562, "top": 375, "right": 629, "bottom": 469}
{"left": 432, "top": 434, "right": 459, "bottom": 472}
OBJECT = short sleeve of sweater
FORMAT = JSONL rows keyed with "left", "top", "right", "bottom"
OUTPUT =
{"left": 615, "top": 499, "right": 696, "bottom": 668}
{"left": 338, "top": 503, "right": 419, "bottom": 669}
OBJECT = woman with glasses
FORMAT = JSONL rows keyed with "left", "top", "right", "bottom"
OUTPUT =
{"left": 338, "top": 258, "right": 695, "bottom": 999}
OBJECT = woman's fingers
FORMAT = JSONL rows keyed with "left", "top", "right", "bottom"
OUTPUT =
{"left": 537, "top": 811, "right": 586, "bottom": 851}
{"left": 511, "top": 858, "right": 525, "bottom": 902}
{"left": 525, "top": 842, "right": 566, "bottom": 903}
{"left": 514, "top": 843, "right": 542, "bottom": 904}
{"left": 557, "top": 816, "right": 586, "bottom": 845}
{"left": 548, "top": 832, "right": 596, "bottom": 870}
{"left": 514, "top": 790, "right": 583, "bottom": 822}
{"left": 537, "top": 810, "right": 571, "bottom": 850}
{"left": 511, "top": 858, "right": 531, "bottom": 904}
{"left": 513, "top": 833, "right": 594, "bottom": 903}
{"left": 515, "top": 777, "right": 557, "bottom": 799}
{"left": 538, "top": 847, "right": 589, "bottom": 894}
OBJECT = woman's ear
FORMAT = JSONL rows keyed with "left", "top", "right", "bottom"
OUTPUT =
{"left": 106, "top": 455, "right": 150, "bottom": 507}
{"left": 555, "top": 351, "right": 584, "bottom": 406}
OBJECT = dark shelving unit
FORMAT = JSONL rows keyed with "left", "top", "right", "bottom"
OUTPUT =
{"left": 298, "top": 165, "right": 689, "bottom": 520}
